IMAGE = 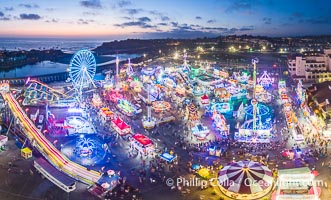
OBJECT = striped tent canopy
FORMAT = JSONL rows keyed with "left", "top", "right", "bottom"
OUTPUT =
{"left": 218, "top": 160, "right": 274, "bottom": 195}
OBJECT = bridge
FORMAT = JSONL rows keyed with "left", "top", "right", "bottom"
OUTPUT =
{"left": 0, "top": 81, "right": 101, "bottom": 185}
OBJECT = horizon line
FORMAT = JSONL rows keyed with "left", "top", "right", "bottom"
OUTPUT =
{"left": 1, "top": 34, "right": 331, "bottom": 41}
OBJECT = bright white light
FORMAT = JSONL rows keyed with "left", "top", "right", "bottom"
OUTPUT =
{"left": 174, "top": 52, "right": 179, "bottom": 59}
{"left": 68, "top": 108, "right": 83, "bottom": 113}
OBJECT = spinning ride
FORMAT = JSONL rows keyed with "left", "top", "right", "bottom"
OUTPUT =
{"left": 76, "top": 138, "right": 96, "bottom": 157}
{"left": 257, "top": 71, "right": 274, "bottom": 89}
{"left": 218, "top": 160, "right": 274, "bottom": 200}
{"left": 142, "top": 84, "right": 157, "bottom": 129}
{"left": 141, "top": 66, "right": 156, "bottom": 83}
{"left": 152, "top": 101, "right": 171, "bottom": 112}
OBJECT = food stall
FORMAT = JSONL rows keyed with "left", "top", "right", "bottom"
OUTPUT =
{"left": 111, "top": 117, "right": 131, "bottom": 136}
{"left": 130, "top": 133, "right": 155, "bottom": 155}
{"left": 200, "top": 94, "right": 210, "bottom": 105}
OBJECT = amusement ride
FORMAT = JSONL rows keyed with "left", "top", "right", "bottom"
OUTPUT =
{"left": 69, "top": 50, "right": 97, "bottom": 100}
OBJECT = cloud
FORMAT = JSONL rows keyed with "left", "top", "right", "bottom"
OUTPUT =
{"left": 292, "top": 12, "right": 303, "bottom": 18}
{"left": 4, "top": 7, "right": 14, "bottom": 11}
{"left": 122, "top": 16, "right": 131, "bottom": 20}
{"left": 207, "top": 19, "right": 216, "bottom": 23}
{"left": 157, "top": 22, "right": 168, "bottom": 26}
{"left": 138, "top": 17, "right": 151, "bottom": 22}
{"left": 83, "top": 11, "right": 100, "bottom": 16}
{"left": 305, "top": 16, "right": 330, "bottom": 24}
{"left": 115, "top": 21, "right": 156, "bottom": 29}
{"left": 46, "top": 8, "right": 55, "bottom": 11}
{"left": 19, "top": 13, "right": 41, "bottom": 20}
{"left": 225, "top": 0, "right": 252, "bottom": 13}
{"left": 280, "top": 23, "right": 291, "bottom": 26}
{"left": 117, "top": 0, "right": 132, "bottom": 8}
{"left": 45, "top": 19, "right": 58, "bottom": 23}
{"left": 78, "top": 18, "right": 95, "bottom": 24}
{"left": 115, "top": 18, "right": 156, "bottom": 29}
{"left": 161, "top": 16, "right": 170, "bottom": 21}
{"left": 0, "top": 17, "right": 10, "bottom": 21}
{"left": 80, "top": 0, "right": 102, "bottom": 9}
{"left": 262, "top": 17, "right": 272, "bottom": 25}
{"left": 149, "top": 10, "right": 170, "bottom": 21}
{"left": 170, "top": 22, "right": 178, "bottom": 27}
{"left": 195, "top": 16, "right": 202, "bottom": 20}
{"left": 201, "top": 27, "right": 228, "bottom": 31}
{"left": 239, "top": 26, "right": 254, "bottom": 31}
{"left": 19, "top": 4, "right": 40, "bottom": 9}
{"left": 124, "top": 8, "right": 143, "bottom": 15}
{"left": 0, "top": 12, "right": 10, "bottom": 21}
{"left": 129, "top": 21, "right": 255, "bottom": 38}
{"left": 144, "top": 29, "right": 220, "bottom": 39}
{"left": 175, "top": 23, "right": 195, "bottom": 31}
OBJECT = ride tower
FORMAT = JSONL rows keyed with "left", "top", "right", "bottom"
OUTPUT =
{"left": 142, "top": 83, "right": 156, "bottom": 129}
{"left": 252, "top": 58, "right": 259, "bottom": 136}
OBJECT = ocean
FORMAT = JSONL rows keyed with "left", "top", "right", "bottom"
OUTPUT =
{"left": 0, "top": 38, "right": 105, "bottom": 52}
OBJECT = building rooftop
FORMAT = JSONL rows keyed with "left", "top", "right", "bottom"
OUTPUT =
{"left": 308, "top": 81, "right": 331, "bottom": 105}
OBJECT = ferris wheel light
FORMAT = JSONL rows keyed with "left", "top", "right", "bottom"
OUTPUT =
{"left": 69, "top": 49, "right": 96, "bottom": 95}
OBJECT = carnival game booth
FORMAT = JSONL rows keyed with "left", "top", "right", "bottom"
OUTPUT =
{"left": 274, "top": 167, "right": 320, "bottom": 200}
{"left": 130, "top": 134, "right": 155, "bottom": 155}
{"left": 218, "top": 160, "right": 274, "bottom": 200}
{"left": 116, "top": 99, "right": 139, "bottom": 117}
{"left": 192, "top": 123, "right": 210, "bottom": 140}
{"left": 98, "top": 108, "right": 114, "bottom": 122}
{"left": 200, "top": 94, "right": 210, "bottom": 105}
{"left": 160, "top": 152, "right": 177, "bottom": 163}
{"left": 111, "top": 117, "right": 131, "bottom": 136}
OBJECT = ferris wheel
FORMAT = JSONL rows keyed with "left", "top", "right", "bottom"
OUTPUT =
{"left": 69, "top": 50, "right": 96, "bottom": 95}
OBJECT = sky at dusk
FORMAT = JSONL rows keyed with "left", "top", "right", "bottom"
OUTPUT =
{"left": 0, "top": 0, "right": 331, "bottom": 39}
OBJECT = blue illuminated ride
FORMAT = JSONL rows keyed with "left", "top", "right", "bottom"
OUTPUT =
{"left": 69, "top": 50, "right": 96, "bottom": 96}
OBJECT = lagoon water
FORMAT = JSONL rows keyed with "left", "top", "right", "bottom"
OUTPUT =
{"left": 0, "top": 54, "right": 141, "bottom": 78}
{"left": 0, "top": 61, "right": 69, "bottom": 78}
